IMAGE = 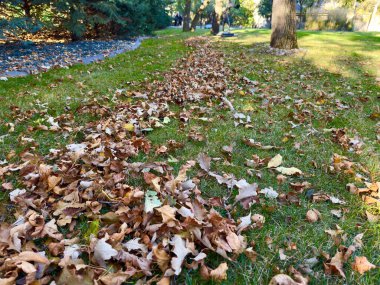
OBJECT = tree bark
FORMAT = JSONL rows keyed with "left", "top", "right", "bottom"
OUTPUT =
{"left": 367, "top": 0, "right": 380, "bottom": 31}
{"left": 190, "top": 0, "right": 210, "bottom": 31}
{"left": 270, "top": 0, "right": 298, "bottom": 49}
{"left": 183, "top": 0, "right": 192, "bottom": 32}
{"left": 211, "top": 0, "right": 223, "bottom": 35}
{"left": 23, "top": 0, "right": 31, "bottom": 18}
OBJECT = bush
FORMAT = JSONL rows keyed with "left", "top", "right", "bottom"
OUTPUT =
{"left": 0, "top": 0, "right": 171, "bottom": 41}
{"left": 306, "top": 8, "right": 352, "bottom": 31}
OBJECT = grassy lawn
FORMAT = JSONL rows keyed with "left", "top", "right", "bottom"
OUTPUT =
{"left": 0, "top": 28, "right": 379, "bottom": 284}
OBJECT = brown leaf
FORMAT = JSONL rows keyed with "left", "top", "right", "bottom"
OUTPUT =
{"left": 351, "top": 256, "right": 376, "bottom": 274}
{"left": 324, "top": 249, "right": 345, "bottom": 278}
{"left": 15, "top": 251, "right": 49, "bottom": 264}
{"left": 210, "top": 262, "right": 228, "bottom": 281}
{"left": 153, "top": 245, "right": 171, "bottom": 272}
{"left": 306, "top": 209, "right": 321, "bottom": 223}
{"left": 268, "top": 154, "right": 283, "bottom": 168}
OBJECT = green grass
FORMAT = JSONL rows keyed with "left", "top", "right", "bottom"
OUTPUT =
{"left": 1, "top": 28, "right": 379, "bottom": 284}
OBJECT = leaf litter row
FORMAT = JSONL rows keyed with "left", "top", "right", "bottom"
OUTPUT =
{"left": 0, "top": 37, "right": 378, "bottom": 285}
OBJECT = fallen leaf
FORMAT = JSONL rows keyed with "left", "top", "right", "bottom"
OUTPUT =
{"left": 210, "top": 262, "right": 228, "bottom": 281}
{"left": 351, "top": 256, "right": 376, "bottom": 274}
{"left": 260, "top": 187, "right": 279, "bottom": 199}
{"left": 170, "top": 235, "right": 191, "bottom": 275}
{"left": 306, "top": 209, "right": 321, "bottom": 223}
{"left": 269, "top": 273, "right": 308, "bottom": 285}
{"left": 276, "top": 167, "right": 303, "bottom": 175}
{"left": 94, "top": 238, "right": 118, "bottom": 267}
{"left": 268, "top": 154, "right": 283, "bottom": 168}
{"left": 144, "top": 190, "right": 162, "bottom": 213}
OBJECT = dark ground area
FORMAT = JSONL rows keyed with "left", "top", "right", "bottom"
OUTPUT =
{"left": 0, "top": 39, "right": 142, "bottom": 78}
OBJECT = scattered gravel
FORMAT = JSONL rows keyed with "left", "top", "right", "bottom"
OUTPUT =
{"left": 0, "top": 38, "right": 144, "bottom": 78}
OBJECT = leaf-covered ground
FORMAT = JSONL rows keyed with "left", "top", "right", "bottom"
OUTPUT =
{"left": 0, "top": 29, "right": 379, "bottom": 285}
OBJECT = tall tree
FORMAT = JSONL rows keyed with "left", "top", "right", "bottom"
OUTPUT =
{"left": 190, "top": 0, "right": 211, "bottom": 30}
{"left": 211, "top": 0, "right": 223, "bottom": 34}
{"left": 183, "top": 0, "right": 192, "bottom": 31}
{"left": 270, "top": 0, "right": 298, "bottom": 49}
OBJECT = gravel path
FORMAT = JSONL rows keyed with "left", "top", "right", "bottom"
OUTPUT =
{"left": 0, "top": 38, "right": 144, "bottom": 78}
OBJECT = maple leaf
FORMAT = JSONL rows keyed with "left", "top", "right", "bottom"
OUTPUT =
{"left": 351, "top": 256, "right": 376, "bottom": 275}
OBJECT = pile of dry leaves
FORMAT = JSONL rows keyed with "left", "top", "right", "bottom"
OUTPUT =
{"left": 0, "top": 37, "right": 377, "bottom": 285}
{"left": 0, "top": 37, "right": 256, "bottom": 285}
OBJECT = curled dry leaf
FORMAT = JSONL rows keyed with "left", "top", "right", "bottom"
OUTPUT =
{"left": 306, "top": 209, "right": 321, "bottom": 223}
{"left": 209, "top": 262, "right": 228, "bottom": 281}
{"left": 269, "top": 273, "right": 308, "bottom": 285}
{"left": 245, "top": 247, "right": 257, "bottom": 263}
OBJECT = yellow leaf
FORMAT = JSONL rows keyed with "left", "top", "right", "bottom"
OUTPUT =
{"left": 123, "top": 123, "right": 134, "bottom": 131}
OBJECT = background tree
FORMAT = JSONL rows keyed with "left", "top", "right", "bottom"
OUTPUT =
{"left": 182, "top": 0, "right": 192, "bottom": 31}
{"left": 191, "top": 0, "right": 211, "bottom": 30}
{"left": 270, "top": 0, "right": 298, "bottom": 49}
{"left": 211, "top": 0, "right": 224, "bottom": 34}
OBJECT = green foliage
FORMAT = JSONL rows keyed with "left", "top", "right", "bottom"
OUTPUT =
{"left": 258, "top": 0, "right": 272, "bottom": 18}
{"left": 0, "top": 0, "right": 171, "bottom": 40}
{"left": 83, "top": 220, "right": 100, "bottom": 243}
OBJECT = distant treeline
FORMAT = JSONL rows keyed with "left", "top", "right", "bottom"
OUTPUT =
{"left": 0, "top": 0, "right": 172, "bottom": 41}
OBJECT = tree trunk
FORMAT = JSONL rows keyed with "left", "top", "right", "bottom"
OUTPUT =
{"left": 367, "top": 0, "right": 380, "bottom": 31}
{"left": 23, "top": 0, "right": 31, "bottom": 18}
{"left": 211, "top": 0, "right": 223, "bottom": 35}
{"left": 190, "top": 0, "right": 210, "bottom": 31}
{"left": 270, "top": 0, "right": 298, "bottom": 49}
{"left": 183, "top": 0, "right": 191, "bottom": 32}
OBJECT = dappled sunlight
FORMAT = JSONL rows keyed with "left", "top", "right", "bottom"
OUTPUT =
{"left": 222, "top": 29, "right": 380, "bottom": 80}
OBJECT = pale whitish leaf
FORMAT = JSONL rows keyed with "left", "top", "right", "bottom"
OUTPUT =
{"left": 279, "top": 249, "right": 288, "bottom": 260}
{"left": 66, "top": 143, "right": 87, "bottom": 154}
{"left": 94, "top": 238, "right": 118, "bottom": 266}
{"left": 235, "top": 179, "right": 258, "bottom": 202}
{"left": 329, "top": 196, "right": 346, "bottom": 204}
{"left": 275, "top": 166, "right": 303, "bottom": 175}
{"left": 170, "top": 235, "right": 191, "bottom": 275}
{"left": 237, "top": 213, "right": 251, "bottom": 233}
{"left": 193, "top": 252, "right": 207, "bottom": 261}
{"left": 268, "top": 154, "right": 282, "bottom": 168}
{"left": 63, "top": 244, "right": 81, "bottom": 260}
{"left": 9, "top": 189, "right": 26, "bottom": 202}
{"left": 123, "top": 238, "right": 147, "bottom": 253}
{"left": 144, "top": 190, "right": 162, "bottom": 213}
{"left": 259, "top": 187, "right": 279, "bottom": 199}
